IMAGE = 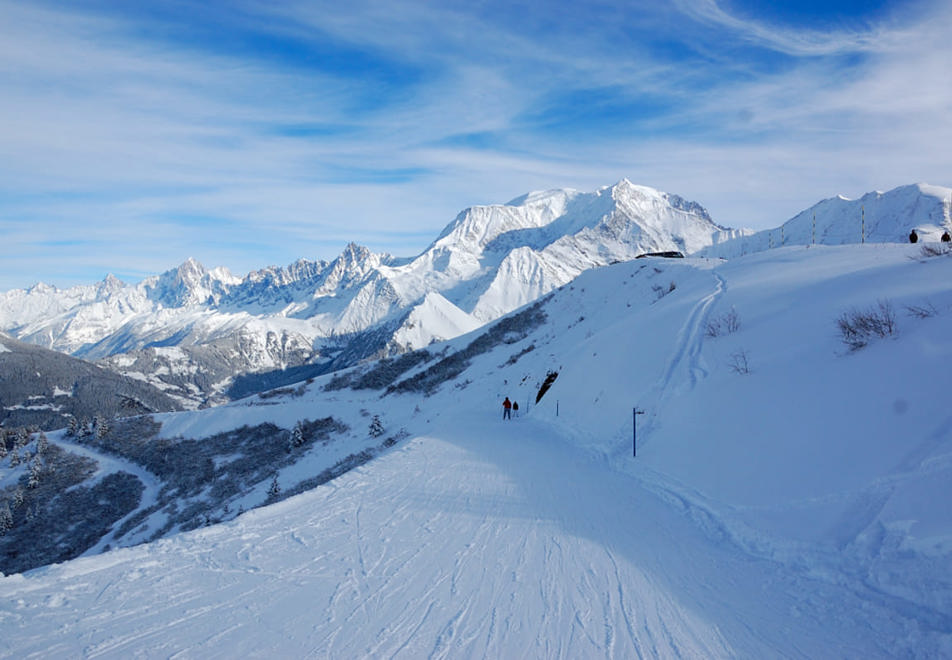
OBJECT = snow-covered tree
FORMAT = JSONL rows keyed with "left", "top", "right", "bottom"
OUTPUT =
{"left": 9, "top": 449, "right": 20, "bottom": 468}
{"left": 93, "top": 415, "right": 110, "bottom": 440}
{"left": 289, "top": 422, "right": 306, "bottom": 450}
{"left": 12, "top": 488, "right": 24, "bottom": 510}
{"left": 28, "top": 458, "right": 43, "bottom": 488}
{"left": 369, "top": 415, "right": 384, "bottom": 438}
{"left": 36, "top": 432, "right": 48, "bottom": 455}
{"left": 67, "top": 416, "right": 79, "bottom": 437}
{"left": 0, "top": 502, "right": 12, "bottom": 535}
{"left": 268, "top": 474, "right": 281, "bottom": 499}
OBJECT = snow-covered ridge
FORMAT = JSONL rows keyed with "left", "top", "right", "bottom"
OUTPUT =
{"left": 703, "top": 182, "right": 952, "bottom": 258}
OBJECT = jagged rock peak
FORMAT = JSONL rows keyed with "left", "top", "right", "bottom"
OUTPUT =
{"left": 339, "top": 242, "right": 373, "bottom": 264}
{"left": 145, "top": 257, "right": 231, "bottom": 308}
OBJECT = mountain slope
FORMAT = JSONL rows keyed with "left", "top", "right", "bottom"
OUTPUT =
{"left": 0, "top": 333, "right": 181, "bottom": 429}
{"left": 0, "top": 180, "right": 737, "bottom": 404}
{"left": 2, "top": 241, "right": 952, "bottom": 656}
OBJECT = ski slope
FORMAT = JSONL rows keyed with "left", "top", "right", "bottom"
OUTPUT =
{"left": 0, "top": 412, "right": 919, "bottom": 658}
{"left": 3, "top": 242, "right": 952, "bottom": 657}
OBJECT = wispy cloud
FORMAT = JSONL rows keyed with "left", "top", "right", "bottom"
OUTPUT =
{"left": 0, "top": 0, "right": 949, "bottom": 290}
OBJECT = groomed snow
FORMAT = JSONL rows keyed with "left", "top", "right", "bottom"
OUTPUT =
{"left": 0, "top": 415, "right": 922, "bottom": 658}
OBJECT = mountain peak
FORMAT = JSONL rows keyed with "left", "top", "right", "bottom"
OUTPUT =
{"left": 340, "top": 242, "right": 372, "bottom": 263}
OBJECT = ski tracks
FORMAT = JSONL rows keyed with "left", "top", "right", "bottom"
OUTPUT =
{"left": 626, "top": 269, "right": 726, "bottom": 457}
{"left": 658, "top": 269, "right": 726, "bottom": 400}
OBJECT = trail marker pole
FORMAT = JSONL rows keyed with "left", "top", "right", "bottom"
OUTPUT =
{"left": 862, "top": 205, "right": 866, "bottom": 243}
{"left": 812, "top": 211, "right": 816, "bottom": 245}
{"left": 633, "top": 408, "right": 645, "bottom": 457}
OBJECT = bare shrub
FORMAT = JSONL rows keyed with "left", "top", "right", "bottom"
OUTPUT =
{"left": 652, "top": 281, "right": 677, "bottom": 301}
{"left": 706, "top": 307, "right": 740, "bottom": 338}
{"left": 837, "top": 300, "right": 897, "bottom": 351}
{"left": 919, "top": 243, "right": 952, "bottom": 259}
{"left": 905, "top": 301, "right": 939, "bottom": 319}
{"left": 728, "top": 350, "right": 751, "bottom": 375}
{"left": 723, "top": 307, "right": 741, "bottom": 333}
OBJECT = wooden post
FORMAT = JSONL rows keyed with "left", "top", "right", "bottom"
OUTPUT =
{"left": 633, "top": 408, "right": 645, "bottom": 457}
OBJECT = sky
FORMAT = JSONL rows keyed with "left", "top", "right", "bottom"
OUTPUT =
{"left": 1, "top": 0, "right": 950, "bottom": 290}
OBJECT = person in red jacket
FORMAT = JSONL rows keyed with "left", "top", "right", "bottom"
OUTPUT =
{"left": 502, "top": 397, "right": 512, "bottom": 420}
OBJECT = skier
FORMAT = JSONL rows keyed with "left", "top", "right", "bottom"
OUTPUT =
{"left": 512, "top": 401, "right": 519, "bottom": 418}
{"left": 502, "top": 397, "right": 512, "bottom": 420}
{"left": 909, "top": 229, "right": 919, "bottom": 243}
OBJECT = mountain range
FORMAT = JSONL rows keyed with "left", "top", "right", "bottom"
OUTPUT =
{"left": 0, "top": 180, "right": 948, "bottom": 409}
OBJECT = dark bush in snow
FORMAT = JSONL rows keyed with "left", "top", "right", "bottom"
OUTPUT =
{"left": 837, "top": 300, "right": 897, "bottom": 351}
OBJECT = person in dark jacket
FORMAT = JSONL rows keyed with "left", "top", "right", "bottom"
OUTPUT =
{"left": 909, "top": 229, "right": 919, "bottom": 243}
{"left": 502, "top": 397, "right": 512, "bottom": 420}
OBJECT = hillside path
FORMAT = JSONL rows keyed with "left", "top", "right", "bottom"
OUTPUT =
{"left": 50, "top": 434, "right": 163, "bottom": 555}
{"left": 0, "top": 411, "right": 909, "bottom": 658}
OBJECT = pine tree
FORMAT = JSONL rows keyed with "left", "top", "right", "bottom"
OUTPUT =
{"left": 290, "top": 421, "right": 306, "bottom": 450}
{"left": 28, "top": 458, "right": 42, "bottom": 488}
{"left": 0, "top": 436, "right": 7, "bottom": 460}
{"left": 12, "top": 488, "right": 24, "bottom": 510}
{"left": 93, "top": 415, "right": 110, "bottom": 440}
{"left": 268, "top": 474, "right": 281, "bottom": 499}
{"left": 67, "top": 416, "right": 79, "bottom": 437}
{"left": 9, "top": 449, "right": 20, "bottom": 468}
{"left": 0, "top": 502, "right": 12, "bottom": 536}
{"left": 36, "top": 432, "right": 48, "bottom": 455}
{"left": 369, "top": 415, "right": 384, "bottom": 438}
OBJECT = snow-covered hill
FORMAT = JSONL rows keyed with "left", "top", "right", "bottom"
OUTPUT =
{"left": 704, "top": 182, "right": 952, "bottom": 257}
{"left": 0, "top": 180, "right": 740, "bottom": 404}
{"left": 3, "top": 241, "right": 952, "bottom": 656}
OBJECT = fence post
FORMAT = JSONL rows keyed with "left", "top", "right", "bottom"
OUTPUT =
{"left": 633, "top": 408, "right": 645, "bottom": 457}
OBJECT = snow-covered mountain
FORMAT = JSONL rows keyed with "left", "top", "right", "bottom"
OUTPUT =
{"left": 703, "top": 182, "right": 952, "bottom": 257}
{"left": 3, "top": 240, "right": 952, "bottom": 656}
{"left": 0, "top": 179, "right": 742, "bottom": 405}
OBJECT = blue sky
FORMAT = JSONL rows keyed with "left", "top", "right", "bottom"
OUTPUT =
{"left": 1, "top": 0, "right": 950, "bottom": 290}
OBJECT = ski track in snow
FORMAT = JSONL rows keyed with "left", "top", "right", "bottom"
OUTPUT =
{"left": 660, "top": 270, "right": 725, "bottom": 397}
{"left": 634, "top": 269, "right": 726, "bottom": 447}
{"left": 0, "top": 413, "right": 918, "bottom": 658}
{"left": 48, "top": 435, "right": 162, "bottom": 556}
